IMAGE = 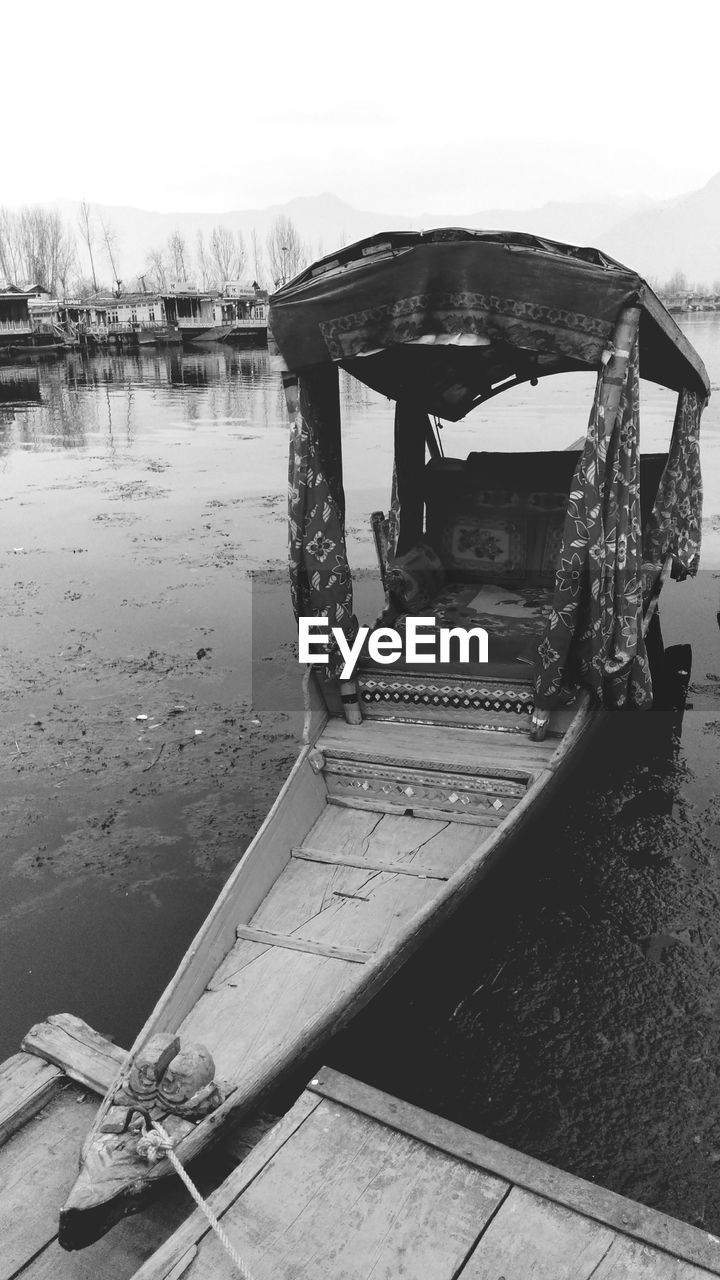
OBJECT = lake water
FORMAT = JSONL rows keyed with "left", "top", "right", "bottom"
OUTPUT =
{"left": 1, "top": 318, "right": 720, "bottom": 1232}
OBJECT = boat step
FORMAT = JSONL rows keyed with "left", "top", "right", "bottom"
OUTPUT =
{"left": 235, "top": 925, "right": 372, "bottom": 965}
{"left": 317, "top": 719, "right": 556, "bottom": 774}
{"left": 321, "top": 756, "right": 525, "bottom": 825}
{"left": 292, "top": 846, "right": 451, "bottom": 881}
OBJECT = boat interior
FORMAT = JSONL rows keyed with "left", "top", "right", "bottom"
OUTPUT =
{"left": 174, "top": 444, "right": 610, "bottom": 1091}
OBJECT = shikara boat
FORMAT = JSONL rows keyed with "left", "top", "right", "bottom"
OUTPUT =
{"left": 57, "top": 229, "right": 709, "bottom": 1249}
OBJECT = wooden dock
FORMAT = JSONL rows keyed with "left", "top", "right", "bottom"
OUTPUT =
{"left": 4, "top": 1016, "right": 720, "bottom": 1278}
{"left": 0, "top": 1016, "right": 273, "bottom": 1279}
{"left": 131, "top": 1068, "right": 720, "bottom": 1279}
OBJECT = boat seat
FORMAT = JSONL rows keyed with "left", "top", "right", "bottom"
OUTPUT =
{"left": 375, "top": 578, "right": 553, "bottom": 677}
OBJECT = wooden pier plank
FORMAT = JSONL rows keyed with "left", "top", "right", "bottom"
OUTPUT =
{"left": 22, "top": 1013, "right": 127, "bottom": 1094}
{"left": 0, "top": 1084, "right": 99, "bottom": 1280}
{"left": 310, "top": 1069, "right": 720, "bottom": 1275}
{"left": 134, "top": 1096, "right": 508, "bottom": 1280}
{"left": 460, "top": 1186, "right": 616, "bottom": 1278}
{"left": 588, "top": 1234, "right": 714, "bottom": 1278}
{"left": 130, "top": 1091, "right": 323, "bottom": 1280}
{"left": 0, "top": 1052, "right": 62, "bottom": 1147}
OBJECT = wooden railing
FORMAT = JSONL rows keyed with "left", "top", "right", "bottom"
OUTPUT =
{"left": 0, "top": 319, "right": 33, "bottom": 334}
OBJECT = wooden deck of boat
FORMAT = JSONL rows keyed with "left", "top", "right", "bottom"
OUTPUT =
{"left": 133, "top": 1066, "right": 720, "bottom": 1280}
{"left": 172, "top": 709, "right": 571, "bottom": 1087}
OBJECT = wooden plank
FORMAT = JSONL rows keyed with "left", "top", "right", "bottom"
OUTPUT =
{"left": 0, "top": 1052, "right": 62, "bottom": 1147}
{"left": 235, "top": 925, "right": 372, "bottom": 964}
{"left": 180, "top": 947, "right": 361, "bottom": 1082}
{"left": 140, "top": 1096, "right": 509, "bottom": 1280}
{"left": 310, "top": 1069, "right": 720, "bottom": 1275}
{"left": 326, "top": 794, "right": 502, "bottom": 825}
{"left": 0, "top": 1086, "right": 102, "bottom": 1280}
{"left": 130, "top": 1091, "right": 323, "bottom": 1280}
{"left": 249, "top": 836, "right": 443, "bottom": 957}
{"left": 323, "top": 758, "right": 527, "bottom": 796}
{"left": 460, "top": 1185, "right": 616, "bottom": 1278}
{"left": 303, "top": 806, "right": 485, "bottom": 878}
{"left": 14, "top": 1192, "right": 207, "bottom": 1280}
{"left": 22, "top": 1013, "right": 126, "bottom": 1094}
{"left": 293, "top": 846, "right": 451, "bottom": 879}
{"left": 317, "top": 717, "right": 556, "bottom": 771}
{"left": 586, "top": 1233, "right": 715, "bottom": 1278}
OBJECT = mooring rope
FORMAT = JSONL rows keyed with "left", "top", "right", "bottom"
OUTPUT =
{"left": 137, "top": 1121, "right": 258, "bottom": 1280}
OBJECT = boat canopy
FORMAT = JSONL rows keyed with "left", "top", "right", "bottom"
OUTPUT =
{"left": 269, "top": 229, "right": 710, "bottom": 418}
{"left": 269, "top": 229, "right": 708, "bottom": 720}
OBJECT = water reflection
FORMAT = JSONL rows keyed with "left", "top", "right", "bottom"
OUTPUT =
{"left": 0, "top": 347, "right": 290, "bottom": 453}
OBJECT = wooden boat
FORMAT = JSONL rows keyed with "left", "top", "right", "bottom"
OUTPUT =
{"left": 58, "top": 229, "right": 709, "bottom": 1249}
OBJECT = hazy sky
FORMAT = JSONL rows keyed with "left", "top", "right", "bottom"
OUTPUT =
{"left": 6, "top": 0, "right": 720, "bottom": 215}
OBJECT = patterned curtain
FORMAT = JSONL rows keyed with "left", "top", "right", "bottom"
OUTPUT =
{"left": 534, "top": 333, "right": 653, "bottom": 711}
{"left": 287, "top": 365, "right": 359, "bottom": 680}
{"left": 643, "top": 388, "right": 704, "bottom": 578}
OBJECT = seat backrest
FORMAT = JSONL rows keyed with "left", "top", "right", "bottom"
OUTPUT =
{"left": 424, "top": 452, "right": 668, "bottom": 585}
{"left": 425, "top": 453, "right": 576, "bottom": 585}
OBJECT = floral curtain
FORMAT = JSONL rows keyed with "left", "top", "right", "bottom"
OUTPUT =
{"left": 534, "top": 333, "right": 653, "bottom": 711}
{"left": 287, "top": 366, "right": 358, "bottom": 680}
{"left": 643, "top": 388, "right": 704, "bottom": 578}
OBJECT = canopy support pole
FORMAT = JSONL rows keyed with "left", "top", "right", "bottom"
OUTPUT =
{"left": 394, "top": 401, "right": 429, "bottom": 555}
{"left": 597, "top": 305, "right": 641, "bottom": 437}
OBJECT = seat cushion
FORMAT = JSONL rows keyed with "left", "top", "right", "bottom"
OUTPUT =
{"left": 367, "top": 579, "right": 553, "bottom": 677}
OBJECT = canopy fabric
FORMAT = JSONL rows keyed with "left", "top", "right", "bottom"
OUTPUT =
{"left": 287, "top": 365, "right": 358, "bottom": 680}
{"left": 643, "top": 388, "right": 704, "bottom": 576}
{"left": 533, "top": 333, "right": 653, "bottom": 711}
{"left": 269, "top": 231, "right": 710, "bottom": 417}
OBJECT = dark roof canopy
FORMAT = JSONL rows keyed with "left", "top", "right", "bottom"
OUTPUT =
{"left": 269, "top": 229, "right": 710, "bottom": 421}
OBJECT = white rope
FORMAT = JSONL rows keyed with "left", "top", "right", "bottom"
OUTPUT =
{"left": 139, "top": 1121, "right": 259, "bottom": 1280}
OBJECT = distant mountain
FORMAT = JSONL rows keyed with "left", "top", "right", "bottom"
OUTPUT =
{"left": 600, "top": 172, "right": 720, "bottom": 286}
{"left": 53, "top": 178, "right": 720, "bottom": 287}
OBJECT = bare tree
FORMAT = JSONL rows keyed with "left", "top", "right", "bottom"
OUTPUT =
{"left": 266, "top": 215, "right": 307, "bottom": 287}
{"left": 168, "top": 229, "right": 188, "bottom": 284}
{"left": 234, "top": 230, "right": 247, "bottom": 282}
{"left": 99, "top": 216, "right": 121, "bottom": 294}
{"left": 666, "top": 269, "right": 688, "bottom": 295}
{"left": 77, "top": 200, "right": 98, "bottom": 292}
{"left": 209, "top": 224, "right": 245, "bottom": 285}
{"left": 0, "top": 207, "right": 21, "bottom": 284}
{"left": 145, "top": 246, "right": 168, "bottom": 292}
{"left": 0, "top": 205, "right": 78, "bottom": 295}
{"left": 196, "top": 230, "right": 212, "bottom": 289}
{"left": 72, "top": 275, "right": 98, "bottom": 300}
{"left": 250, "top": 226, "right": 266, "bottom": 288}
{"left": 55, "top": 225, "right": 77, "bottom": 298}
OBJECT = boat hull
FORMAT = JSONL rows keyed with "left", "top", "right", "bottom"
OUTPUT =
{"left": 58, "top": 691, "right": 597, "bottom": 1248}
